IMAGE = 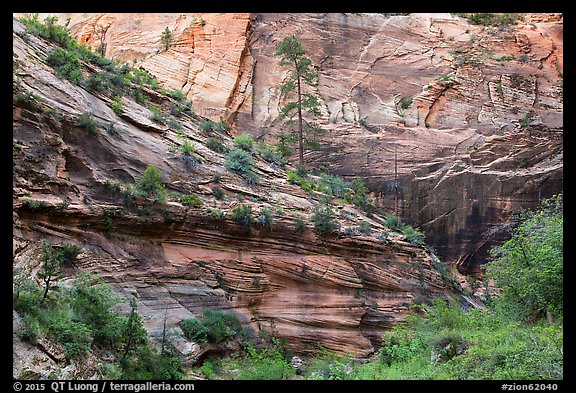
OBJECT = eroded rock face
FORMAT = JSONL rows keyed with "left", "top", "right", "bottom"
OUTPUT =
{"left": 37, "top": 12, "right": 254, "bottom": 121}
{"left": 27, "top": 13, "right": 563, "bottom": 272}
{"left": 242, "top": 13, "right": 563, "bottom": 274}
{"left": 12, "top": 16, "right": 459, "bottom": 360}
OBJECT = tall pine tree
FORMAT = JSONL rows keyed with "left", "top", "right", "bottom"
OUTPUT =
{"left": 274, "top": 35, "right": 325, "bottom": 167}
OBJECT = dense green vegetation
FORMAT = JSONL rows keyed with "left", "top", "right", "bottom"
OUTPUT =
{"left": 135, "top": 164, "right": 166, "bottom": 202}
{"left": 231, "top": 204, "right": 254, "bottom": 229}
{"left": 287, "top": 169, "right": 375, "bottom": 215}
{"left": 180, "top": 310, "right": 245, "bottom": 344}
{"left": 194, "top": 194, "right": 563, "bottom": 380}
{"left": 14, "top": 269, "right": 183, "bottom": 379}
{"left": 456, "top": 13, "right": 523, "bottom": 28}
{"left": 224, "top": 147, "right": 255, "bottom": 175}
{"left": 311, "top": 202, "right": 340, "bottom": 235}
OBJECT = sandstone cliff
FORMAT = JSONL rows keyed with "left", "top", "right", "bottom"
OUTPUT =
{"left": 36, "top": 12, "right": 563, "bottom": 274}
{"left": 12, "top": 16, "right": 464, "bottom": 378}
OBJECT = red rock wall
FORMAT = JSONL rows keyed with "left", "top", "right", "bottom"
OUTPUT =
{"left": 12, "top": 15, "right": 460, "bottom": 359}
{"left": 15, "top": 12, "right": 563, "bottom": 276}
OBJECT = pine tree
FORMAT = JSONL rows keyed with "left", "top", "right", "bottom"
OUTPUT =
{"left": 274, "top": 35, "right": 325, "bottom": 167}
{"left": 120, "top": 296, "right": 148, "bottom": 360}
{"left": 160, "top": 27, "right": 173, "bottom": 52}
{"left": 38, "top": 242, "right": 64, "bottom": 301}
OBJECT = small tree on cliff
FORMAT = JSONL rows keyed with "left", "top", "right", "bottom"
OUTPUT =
{"left": 274, "top": 35, "right": 325, "bottom": 168}
{"left": 160, "top": 27, "right": 174, "bottom": 52}
{"left": 38, "top": 242, "right": 64, "bottom": 302}
{"left": 94, "top": 24, "right": 108, "bottom": 57}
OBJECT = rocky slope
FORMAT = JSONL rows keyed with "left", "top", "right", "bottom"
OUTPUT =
{"left": 36, "top": 12, "right": 563, "bottom": 274}
{"left": 12, "top": 16, "right": 463, "bottom": 378}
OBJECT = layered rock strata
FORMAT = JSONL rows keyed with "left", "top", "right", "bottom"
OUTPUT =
{"left": 36, "top": 12, "right": 563, "bottom": 273}
{"left": 13, "top": 17, "right": 462, "bottom": 378}
{"left": 27, "top": 13, "right": 563, "bottom": 273}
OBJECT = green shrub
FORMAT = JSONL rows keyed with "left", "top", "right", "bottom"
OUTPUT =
{"left": 121, "top": 185, "right": 146, "bottom": 207}
{"left": 206, "top": 138, "right": 228, "bottom": 153}
{"left": 459, "top": 13, "right": 523, "bottom": 28}
{"left": 111, "top": 96, "right": 123, "bottom": 115}
{"left": 13, "top": 271, "right": 154, "bottom": 363}
{"left": 442, "top": 320, "right": 563, "bottom": 380}
{"left": 358, "top": 221, "right": 372, "bottom": 235}
{"left": 105, "top": 121, "right": 121, "bottom": 136}
{"left": 136, "top": 164, "right": 165, "bottom": 201}
{"left": 233, "top": 134, "right": 254, "bottom": 151}
{"left": 294, "top": 217, "right": 307, "bottom": 233}
{"left": 343, "top": 226, "right": 357, "bottom": 237}
{"left": 163, "top": 88, "right": 187, "bottom": 101}
{"left": 14, "top": 91, "right": 41, "bottom": 110}
{"left": 485, "top": 193, "right": 563, "bottom": 321}
{"left": 179, "top": 139, "right": 201, "bottom": 171}
{"left": 179, "top": 194, "right": 203, "bottom": 208}
{"left": 379, "top": 317, "right": 427, "bottom": 367}
{"left": 169, "top": 100, "right": 194, "bottom": 117}
{"left": 180, "top": 317, "right": 208, "bottom": 344}
{"left": 120, "top": 345, "right": 183, "bottom": 380}
{"left": 61, "top": 243, "right": 82, "bottom": 266}
{"left": 430, "top": 332, "right": 467, "bottom": 363}
{"left": 46, "top": 47, "right": 82, "bottom": 84}
{"left": 349, "top": 178, "right": 375, "bottom": 214}
{"left": 311, "top": 204, "right": 340, "bottom": 235}
{"left": 231, "top": 205, "right": 253, "bottom": 228}
{"left": 318, "top": 173, "right": 350, "bottom": 197}
{"left": 237, "top": 345, "right": 295, "bottom": 380}
{"left": 83, "top": 71, "right": 112, "bottom": 93}
{"left": 129, "top": 66, "right": 158, "bottom": 90}
{"left": 179, "top": 140, "right": 195, "bottom": 156}
{"left": 148, "top": 105, "right": 166, "bottom": 124}
{"left": 257, "top": 207, "right": 274, "bottom": 231}
{"left": 46, "top": 314, "right": 93, "bottom": 358}
{"left": 256, "top": 143, "right": 288, "bottom": 167}
{"left": 206, "top": 208, "right": 226, "bottom": 221}
{"left": 304, "top": 350, "right": 354, "bottom": 380}
{"left": 243, "top": 171, "right": 259, "bottom": 187}
{"left": 181, "top": 154, "right": 199, "bottom": 171}
{"left": 275, "top": 132, "right": 296, "bottom": 158}
{"left": 20, "top": 312, "right": 44, "bottom": 343}
{"left": 224, "top": 148, "right": 254, "bottom": 174}
{"left": 43, "top": 108, "right": 63, "bottom": 127}
{"left": 19, "top": 14, "right": 76, "bottom": 49}
{"left": 199, "top": 119, "right": 229, "bottom": 135}
{"left": 403, "top": 225, "right": 426, "bottom": 245}
{"left": 385, "top": 214, "right": 404, "bottom": 232}
{"left": 203, "top": 309, "right": 243, "bottom": 343}
{"left": 400, "top": 96, "right": 413, "bottom": 109}
{"left": 20, "top": 14, "right": 159, "bottom": 101}
{"left": 287, "top": 170, "right": 314, "bottom": 193}
{"left": 212, "top": 187, "right": 225, "bottom": 200}
{"left": 22, "top": 198, "right": 47, "bottom": 211}
{"left": 199, "top": 360, "right": 218, "bottom": 379}
{"left": 182, "top": 309, "right": 244, "bottom": 345}
{"left": 76, "top": 112, "right": 99, "bottom": 134}
{"left": 199, "top": 120, "right": 215, "bottom": 133}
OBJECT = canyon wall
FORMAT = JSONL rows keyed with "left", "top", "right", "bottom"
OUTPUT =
{"left": 38, "top": 12, "right": 563, "bottom": 274}
{"left": 243, "top": 13, "right": 564, "bottom": 273}
{"left": 12, "top": 16, "right": 466, "bottom": 377}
